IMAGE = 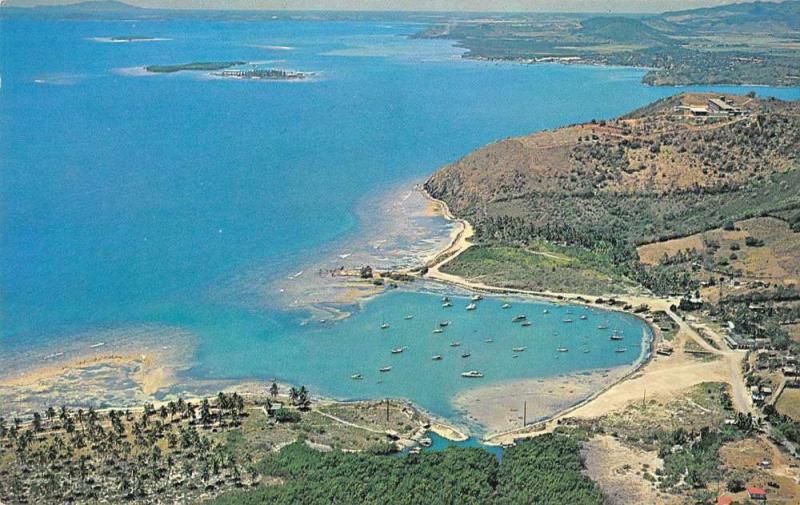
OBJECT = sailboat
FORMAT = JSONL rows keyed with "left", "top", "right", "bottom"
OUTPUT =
{"left": 466, "top": 303, "right": 477, "bottom": 311}
{"left": 391, "top": 347, "right": 407, "bottom": 354}
{"left": 381, "top": 322, "right": 390, "bottom": 330}
{"left": 501, "top": 303, "right": 511, "bottom": 309}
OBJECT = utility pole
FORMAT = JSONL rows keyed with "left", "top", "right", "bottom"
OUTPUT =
{"left": 523, "top": 401, "right": 527, "bottom": 427}
{"left": 385, "top": 399, "right": 389, "bottom": 423}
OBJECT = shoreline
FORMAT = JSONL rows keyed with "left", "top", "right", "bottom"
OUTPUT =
{"left": 0, "top": 185, "right": 733, "bottom": 449}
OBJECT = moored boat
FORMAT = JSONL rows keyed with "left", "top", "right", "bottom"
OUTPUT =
{"left": 404, "top": 315, "right": 414, "bottom": 320}
{"left": 461, "top": 351, "right": 471, "bottom": 358}
{"left": 466, "top": 303, "right": 477, "bottom": 311}
{"left": 615, "top": 347, "right": 627, "bottom": 353}
{"left": 351, "top": 374, "right": 363, "bottom": 380}
{"left": 391, "top": 347, "right": 407, "bottom": 354}
{"left": 379, "top": 366, "right": 392, "bottom": 372}
{"left": 562, "top": 318, "right": 573, "bottom": 323}
{"left": 439, "top": 321, "right": 450, "bottom": 327}
{"left": 512, "top": 346, "right": 526, "bottom": 352}
{"left": 381, "top": 323, "right": 390, "bottom": 330}
{"left": 461, "top": 370, "right": 484, "bottom": 378}
{"left": 501, "top": 303, "right": 511, "bottom": 309}
{"left": 470, "top": 294, "right": 483, "bottom": 302}
{"left": 432, "top": 355, "right": 443, "bottom": 361}
{"left": 512, "top": 315, "right": 527, "bottom": 323}
{"left": 450, "top": 341, "right": 461, "bottom": 347}
{"left": 521, "top": 321, "right": 532, "bottom": 327}
{"left": 442, "top": 301, "right": 453, "bottom": 308}
{"left": 557, "top": 347, "right": 569, "bottom": 352}
{"left": 433, "top": 328, "right": 444, "bottom": 334}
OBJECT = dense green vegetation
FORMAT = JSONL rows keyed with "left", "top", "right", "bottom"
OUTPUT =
{"left": 145, "top": 62, "right": 246, "bottom": 73}
{"left": 208, "top": 434, "right": 603, "bottom": 505}
{"left": 417, "top": 1, "right": 800, "bottom": 86}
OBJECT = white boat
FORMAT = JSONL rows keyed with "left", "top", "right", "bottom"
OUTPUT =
{"left": 442, "top": 302, "right": 453, "bottom": 308}
{"left": 597, "top": 324, "right": 609, "bottom": 330}
{"left": 450, "top": 342, "right": 461, "bottom": 347}
{"left": 432, "top": 355, "right": 443, "bottom": 361}
{"left": 557, "top": 347, "right": 569, "bottom": 352}
{"left": 461, "top": 352, "right": 471, "bottom": 358}
{"left": 512, "top": 346, "right": 526, "bottom": 352}
{"left": 610, "top": 334, "right": 623, "bottom": 341}
{"left": 563, "top": 319, "right": 574, "bottom": 323}
{"left": 485, "top": 338, "right": 494, "bottom": 343}
{"left": 404, "top": 315, "right": 414, "bottom": 320}
{"left": 461, "top": 370, "right": 484, "bottom": 378}
{"left": 391, "top": 347, "right": 406, "bottom": 354}
{"left": 419, "top": 437, "right": 433, "bottom": 447}
{"left": 379, "top": 366, "right": 393, "bottom": 372}
{"left": 521, "top": 321, "right": 532, "bottom": 327}
{"left": 470, "top": 294, "right": 483, "bottom": 302}
{"left": 381, "top": 323, "right": 390, "bottom": 330}
{"left": 512, "top": 315, "right": 527, "bottom": 323}
{"left": 543, "top": 309, "right": 550, "bottom": 314}
{"left": 615, "top": 348, "right": 627, "bottom": 353}
{"left": 351, "top": 374, "right": 363, "bottom": 380}
{"left": 580, "top": 315, "right": 587, "bottom": 320}
{"left": 466, "top": 303, "right": 477, "bottom": 311}
{"left": 433, "top": 328, "right": 444, "bottom": 334}
{"left": 439, "top": 321, "right": 450, "bottom": 327}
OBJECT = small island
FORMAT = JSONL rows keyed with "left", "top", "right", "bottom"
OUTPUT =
{"left": 109, "top": 36, "right": 158, "bottom": 42}
{"left": 143, "top": 62, "right": 312, "bottom": 80}
{"left": 144, "top": 61, "right": 247, "bottom": 73}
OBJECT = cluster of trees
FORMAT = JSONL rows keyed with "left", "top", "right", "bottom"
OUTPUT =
{"left": 209, "top": 434, "right": 603, "bottom": 505}
{"left": 0, "top": 393, "right": 254, "bottom": 504}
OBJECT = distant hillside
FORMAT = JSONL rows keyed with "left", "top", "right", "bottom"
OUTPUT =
{"left": 577, "top": 16, "right": 672, "bottom": 46}
{"left": 662, "top": 0, "right": 800, "bottom": 32}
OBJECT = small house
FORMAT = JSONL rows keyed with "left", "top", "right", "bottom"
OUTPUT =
{"left": 747, "top": 486, "right": 767, "bottom": 501}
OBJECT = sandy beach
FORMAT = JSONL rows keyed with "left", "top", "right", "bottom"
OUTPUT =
{"left": 452, "top": 367, "right": 632, "bottom": 436}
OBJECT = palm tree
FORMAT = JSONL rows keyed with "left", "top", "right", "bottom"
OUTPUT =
{"left": 46, "top": 406, "right": 56, "bottom": 427}
{"left": 289, "top": 387, "right": 300, "bottom": 405}
{"left": 269, "top": 381, "right": 279, "bottom": 398}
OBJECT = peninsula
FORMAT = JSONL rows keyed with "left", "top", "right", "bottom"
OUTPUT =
{"left": 417, "top": 0, "right": 800, "bottom": 87}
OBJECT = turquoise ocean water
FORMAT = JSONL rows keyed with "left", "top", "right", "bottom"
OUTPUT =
{"left": 1, "top": 15, "right": 798, "bottom": 425}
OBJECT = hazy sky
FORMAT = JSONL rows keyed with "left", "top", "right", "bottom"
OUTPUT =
{"left": 3, "top": 0, "right": 784, "bottom": 13}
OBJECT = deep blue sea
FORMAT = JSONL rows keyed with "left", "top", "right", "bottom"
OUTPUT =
{"left": 1, "top": 16, "right": 798, "bottom": 425}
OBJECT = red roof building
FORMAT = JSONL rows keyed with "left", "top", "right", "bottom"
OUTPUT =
{"left": 748, "top": 486, "right": 767, "bottom": 501}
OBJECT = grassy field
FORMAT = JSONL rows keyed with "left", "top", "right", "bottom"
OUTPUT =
{"left": 776, "top": 388, "right": 800, "bottom": 422}
{"left": 441, "top": 244, "right": 637, "bottom": 295}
